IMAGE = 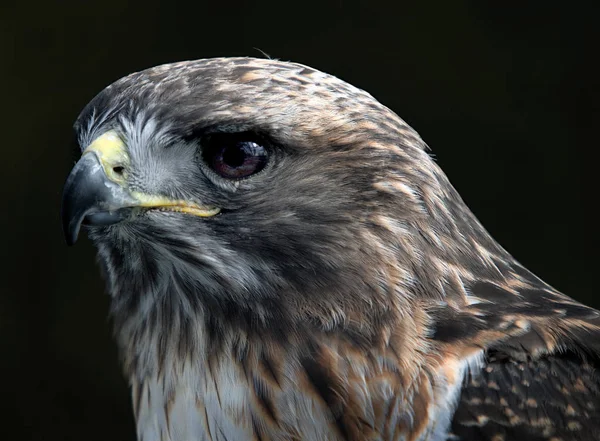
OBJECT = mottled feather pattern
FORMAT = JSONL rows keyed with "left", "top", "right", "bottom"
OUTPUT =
{"left": 65, "top": 58, "right": 600, "bottom": 440}
{"left": 451, "top": 353, "right": 600, "bottom": 440}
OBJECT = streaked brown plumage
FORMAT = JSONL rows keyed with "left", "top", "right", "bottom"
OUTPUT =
{"left": 61, "top": 57, "right": 600, "bottom": 441}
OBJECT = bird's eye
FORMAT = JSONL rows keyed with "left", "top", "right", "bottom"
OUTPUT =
{"left": 202, "top": 133, "right": 268, "bottom": 179}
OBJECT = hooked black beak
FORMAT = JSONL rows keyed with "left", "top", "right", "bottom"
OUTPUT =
{"left": 62, "top": 130, "right": 220, "bottom": 246}
{"left": 61, "top": 153, "right": 138, "bottom": 246}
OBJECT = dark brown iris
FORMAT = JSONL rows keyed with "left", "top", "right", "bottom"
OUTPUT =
{"left": 202, "top": 133, "right": 268, "bottom": 179}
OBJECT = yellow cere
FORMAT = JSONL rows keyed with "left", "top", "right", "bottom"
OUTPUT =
{"left": 84, "top": 130, "right": 220, "bottom": 218}
{"left": 83, "top": 130, "right": 130, "bottom": 183}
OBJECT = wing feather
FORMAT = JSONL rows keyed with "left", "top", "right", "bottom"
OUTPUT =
{"left": 451, "top": 351, "right": 600, "bottom": 441}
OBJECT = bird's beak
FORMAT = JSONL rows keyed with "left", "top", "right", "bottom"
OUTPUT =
{"left": 61, "top": 131, "right": 139, "bottom": 246}
{"left": 61, "top": 130, "right": 220, "bottom": 246}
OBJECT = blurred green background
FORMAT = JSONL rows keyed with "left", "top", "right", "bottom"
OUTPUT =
{"left": 2, "top": 1, "right": 598, "bottom": 440}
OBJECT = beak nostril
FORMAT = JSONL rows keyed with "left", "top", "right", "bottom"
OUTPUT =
{"left": 113, "top": 166, "right": 125, "bottom": 175}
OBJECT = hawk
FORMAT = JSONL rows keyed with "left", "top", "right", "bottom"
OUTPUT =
{"left": 61, "top": 58, "right": 600, "bottom": 441}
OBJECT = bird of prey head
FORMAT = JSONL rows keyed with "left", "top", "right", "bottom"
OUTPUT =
{"left": 62, "top": 58, "right": 600, "bottom": 441}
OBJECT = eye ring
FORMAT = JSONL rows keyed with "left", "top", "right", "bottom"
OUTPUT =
{"left": 201, "top": 132, "right": 269, "bottom": 179}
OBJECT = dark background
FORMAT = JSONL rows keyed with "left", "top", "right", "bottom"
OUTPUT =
{"left": 2, "top": 1, "right": 598, "bottom": 440}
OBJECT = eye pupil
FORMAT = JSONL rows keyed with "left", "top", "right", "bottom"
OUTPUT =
{"left": 202, "top": 133, "right": 268, "bottom": 179}
{"left": 222, "top": 144, "right": 246, "bottom": 168}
